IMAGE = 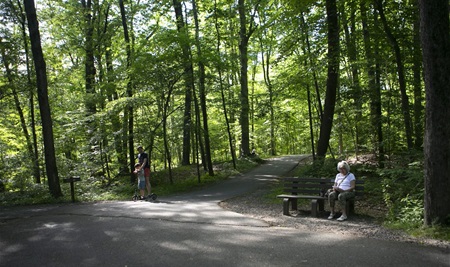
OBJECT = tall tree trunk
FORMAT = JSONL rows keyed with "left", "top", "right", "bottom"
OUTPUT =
{"left": 192, "top": 87, "right": 206, "bottom": 170}
{"left": 306, "top": 81, "right": 316, "bottom": 160}
{"left": 192, "top": 0, "right": 213, "bottom": 176}
{"left": 81, "top": 0, "right": 97, "bottom": 141}
{"left": 316, "top": 0, "right": 340, "bottom": 158}
{"left": 361, "top": 0, "right": 384, "bottom": 167}
{"left": 250, "top": 65, "right": 256, "bottom": 151}
{"left": 419, "top": 0, "right": 450, "bottom": 226}
{"left": 214, "top": 0, "right": 237, "bottom": 168}
{"left": 173, "top": 0, "right": 194, "bottom": 166}
{"left": 17, "top": 0, "right": 41, "bottom": 183}
{"left": 375, "top": 0, "right": 413, "bottom": 150}
{"left": 24, "top": 0, "right": 62, "bottom": 198}
{"left": 238, "top": 0, "right": 252, "bottom": 156}
{"left": 412, "top": 0, "right": 424, "bottom": 150}
{"left": 103, "top": 3, "right": 126, "bottom": 173}
{"left": 119, "top": 0, "right": 134, "bottom": 182}
{"left": 301, "top": 13, "right": 323, "bottom": 127}
{"left": 342, "top": 0, "right": 362, "bottom": 157}
{"left": 104, "top": 29, "right": 127, "bottom": 174}
{"left": 162, "top": 87, "right": 175, "bottom": 184}
{"left": 300, "top": 13, "right": 318, "bottom": 159}
{"left": 258, "top": 23, "right": 276, "bottom": 156}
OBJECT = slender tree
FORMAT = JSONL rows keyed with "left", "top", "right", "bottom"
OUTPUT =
{"left": 192, "top": 0, "right": 214, "bottom": 176}
{"left": 24, "top": 0, "right": 62, "bottom": 198}
{"left": 361, "top": 0, "right": 384, "bottom": 166}
{"left": 316, "top": 0, "right": 340, "bottom": 158}
{"left": 341, "top": 0, "right": 362, "bottom": 157}
{"left": 412, "top": 0, "right": 423, "bottom": 150}
{"left": 375, "top": 0, "right": 413, "bottom": 150}
{"left": 214, "top": 0, "right": 237, "bottom": 168}
{"left": 238, "top": 0, "right": 259, "bottom": 156}
{"left": 172, "top": 0, "right": 194, "bottom": 165}
{"left": 119, "top": 0, "right": 134, "bottom": 182}
{"left": 257, "top": 2, "right": 276, "bottom": 156}
{"left": 81, "top": 0, "right": 98, "bottom": 157}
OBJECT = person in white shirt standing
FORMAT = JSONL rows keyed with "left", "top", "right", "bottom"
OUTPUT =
{"left": 327, "top": 161, "right": 356, "bottom": 221}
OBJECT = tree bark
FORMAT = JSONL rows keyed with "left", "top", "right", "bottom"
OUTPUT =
{"left": 258, "top": 12, "right": 276, "bottom": 156}
{"left": 361, "top": 0, "right": 384, "bottom": 167}
{"left": 376, "top": 0, "right": 413, "bottom": 150}
{"left": 316, "top": 0, "right": 339, "bottom": 158}
{"left": 119, "top": 0, "right": 134, "bottom": 182}
{"left": 301, "top": 14, "right": 323, "bottom": 121}
{"left": 162, "top": 85, "right": 175, "bottom": 184}
{"left": 238, "top": 0, "right": 251, "bottom": 156}
{"left": 192, "top": 0, "right": 214, "bottom": 176}
{"left": 81, "top": 0, "right": 96, "bottom": 115}
{"left": 103, "top": 4, "right": 127, "bottom": 173}
{"left": 173, "top": 0, "right": 194, "bottom": 166}
{"left": 214, "top": 0, "right": 237, "bottom": 168}
{"left": 24, "top": 0, "right": 62, "bottom": 198}
{"left": 342, "top": 0, "right": 362, "bottom": 157}
{"left": 419, "top": 0, "right": 450, "bottom": 226}
{"left": 17, "top": 0, "right": 41, "bottom": 183}
{"left": 412, "top": 0, "right": 424, "bottom": 150}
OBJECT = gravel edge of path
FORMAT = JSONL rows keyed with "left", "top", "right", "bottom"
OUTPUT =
{"left": 219, "top": 182, "right": 450, "bottom": 250}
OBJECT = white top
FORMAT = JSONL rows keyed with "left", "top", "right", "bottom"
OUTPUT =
{"left": 334, "top": 172, "right": 356, "bottom": 191}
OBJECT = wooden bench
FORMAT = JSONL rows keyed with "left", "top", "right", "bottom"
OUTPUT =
{"left": 276, "top": 177, "right": 364, "bottom": 217}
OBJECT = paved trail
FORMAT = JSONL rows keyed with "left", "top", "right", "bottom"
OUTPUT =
{"left": 1, "top": 155, "right": 449, "bottom": 266}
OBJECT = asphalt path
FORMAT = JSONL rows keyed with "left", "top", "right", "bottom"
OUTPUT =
{"left": 0, "top": 155, "right": 449, "bottom": 267}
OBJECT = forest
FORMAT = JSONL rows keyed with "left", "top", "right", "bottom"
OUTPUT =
{"left": 0, "top": 0, "right": 449, "bottom": 229}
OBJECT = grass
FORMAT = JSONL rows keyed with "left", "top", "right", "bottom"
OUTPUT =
{"left": 384, "top": 220, "right": 450, "bottom": 243}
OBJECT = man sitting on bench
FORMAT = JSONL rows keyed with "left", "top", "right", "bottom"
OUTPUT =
{"left": 327, "top": 161, "right": 356, "bottom": 221}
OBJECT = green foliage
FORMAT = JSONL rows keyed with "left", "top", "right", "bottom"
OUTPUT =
{"left": 282, "top": 0, "right": 317, "bottom": 13}
{"left": 296, "top": 158, "right": 341, "bottom": 178}
{"left": 0, "top": 157, "right": 262, "bottom": 206}
{"left": 384, "top": 213, "right": 450, "bottom": 242}
{"left": 0, "top": 184, "right": 61, "bottom": 206}
{"left": 379, "top": 161, "right": 424, "bottom": 226}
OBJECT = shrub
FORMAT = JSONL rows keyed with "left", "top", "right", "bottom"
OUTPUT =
{"left": 379, "top": 161, "right": 424, "bottom": 226}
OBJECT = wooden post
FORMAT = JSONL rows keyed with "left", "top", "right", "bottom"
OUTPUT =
{"left": 63, "top": 176, "right": 81, "bottom": 203}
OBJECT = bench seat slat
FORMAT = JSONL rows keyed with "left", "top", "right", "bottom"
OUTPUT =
{"left": 284, "top": 183, "right": 331, "bottom": 188}
{"left": 283, "top": 189, "right": 324, "bottom": 195}
{"left": 277, "top": 194, "right": 327, "bottom": 200}
{"left": 283, "top": 177, "right": 329, "bottom": 182}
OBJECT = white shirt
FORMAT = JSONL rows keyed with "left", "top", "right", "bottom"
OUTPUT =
{"left": 335, "top": 172, "right": 356, "bottom": 191}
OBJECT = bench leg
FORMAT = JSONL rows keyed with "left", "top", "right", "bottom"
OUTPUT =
{"left": 283, "top": 198, "right": 290, "bottom": 216}
{"left": 311, "top": 199, "right": 318, "bottom": 217}
{"left": 318, "top": 199, "right": 325, "bottom": 212}
{"left": 291, "top": 198, "right": 298, "bottom": 211}
{"left": 346, "top": 199, "right": 355, "bottom": 215}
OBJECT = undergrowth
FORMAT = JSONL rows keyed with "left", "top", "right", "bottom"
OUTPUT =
{"left": 0, "top": 156, "right": 261, "bottom": 206}
{"left": 285, "top": 156, "right": 450, "bottom": 242}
